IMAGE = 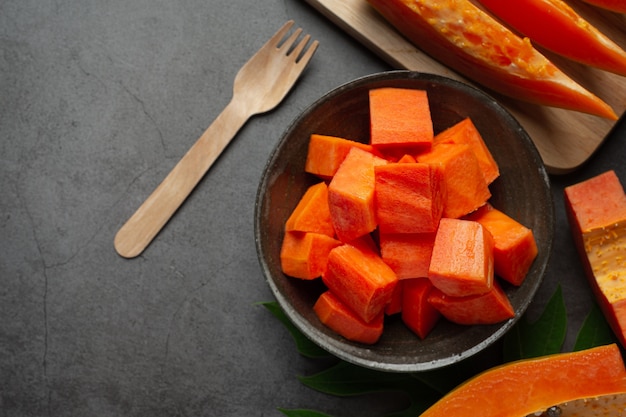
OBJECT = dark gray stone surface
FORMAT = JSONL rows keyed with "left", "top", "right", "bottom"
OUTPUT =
{"left": 1, "top": 0, "right": 625, "bottom": 415}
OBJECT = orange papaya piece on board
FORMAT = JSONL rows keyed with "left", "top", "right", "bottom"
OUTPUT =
{"left": 427, "top": 280, "right": 514, "bottom": 325}
{"left": 322, "top": 241, "right": 398, "bottom": 323}
{"left": 465, "top": 203, "right": 538, "bottom": 286}
{"left": 385, "top": 279, "right": 404, "bottom": 315}
{"left": 477, "top": 0, "right": 626, "bottom": 76}
{"left": 285, "top": 181, "right": 335, "bottom": 237}
{"left": 401, "top": 278, "right": 441, "bottom": 339}
{"left": 580, "top": 0, "right": 626, "bottom": 12}
{"left": 417, "top": 143, "right": 491, "bottom": 219}
{"left": 314, "top": 290, "right": 384, "bottom": 345}
{"left": 305, "top": 134, "right": 375, "bottom": 179}
{"left": 428, "top": 218, "right": 495, "bottom": 297}
{"left": 280, "top": 231, "right": 342, "bottom": 280}
{"left": 369, "top": 87, "right": 434, "bottom": 152}
{"left": 328, "top": 147, "right": 387, "bottom": 242}
{"left": 366, "top": 0, "right": 618, "bottom": 120}
{"left": 419, "top": 344, "right": 626, "bottom": 417}
{"left": 374, "top": 162, "right": 445, "bottom": 234}
{"left": 564, "top": 170, "right": 626, "bottom": 348}
{"left": 433, "top": 118, "right": 499, "bottom": 185}
{"left": 379, "top": 232, "right": 436, "bottom": 279}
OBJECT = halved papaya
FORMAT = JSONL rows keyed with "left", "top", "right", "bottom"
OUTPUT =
{"left": 420, "top": 344, "right": 626, "bottom": 417}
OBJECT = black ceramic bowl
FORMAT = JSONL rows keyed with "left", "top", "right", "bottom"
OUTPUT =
{"left": 254, "top": 71, "right": 554, "bottom": 372}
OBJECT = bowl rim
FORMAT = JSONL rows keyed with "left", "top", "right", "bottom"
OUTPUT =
{"left": 254, "top": 70, "right": 555, "bottom": 372}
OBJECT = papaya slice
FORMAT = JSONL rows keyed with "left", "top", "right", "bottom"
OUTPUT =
{"left": 305, "top": 134, "right": 375, "bottom": 180}
{"left": 419, "top": 344, "right": 626, "bottom": 417}
{"left": 379, "top": 232, "right": 436, "bottom": 280}
{"left": 564, "top": 170, "right": 626, "bottom": 348}
{"left": 285, "top": 181, "right": 335, "bottom": 237}
{"left": 401, "top": 278, "right": 441, "bottom": 339}
{"left": 280, "top": 231, "right": 342, "bottom": 280}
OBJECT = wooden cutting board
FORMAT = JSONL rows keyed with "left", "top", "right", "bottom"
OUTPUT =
{"left": 304, "top": 0, "right": 626, "bottom": 174}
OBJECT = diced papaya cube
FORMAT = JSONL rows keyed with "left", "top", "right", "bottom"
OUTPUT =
{"left": 427, "top": 280, "right": 515, "bottom": 325}
{"left": 401, "top": 278, "right": 441, "bottom": 339}
{"left": 280, "top": 231, "right": 342, "bottom": 280}
{"left": 285, "top": 181, "right": 335, "bottom": 237}
{"left": 434, "top": 118, "right": 499, "bottom": 184}
{"left": 397, "top": 154, "right": 417, "bottom": 163}
{"left": 322, "top": 242, "right": 398, "bottom": 323}
{"left": 565, "top": 170, "right": 626, "bottom": 349}
{"left": 374, "top": 162, "right": 445, "bottom": 234}
{"left": 314, "top": 291, "right": 384, "bottom": 344}
{"left": 465, "top": 203, "right": 537, "bottom": 286}
{"left": 305, "top": 134, "right": 375, "bottom": 179}
{"left": 417, "top": 143, "right": 491, "bottom": 219}
{"left": 369, "top": 87, "right": 434, "bottom": 152}
{"left": 379, "top": 232, "right": 436, "bottom": 279}
{"left": 385, "top": 279, "right": 404, "bottom": 315}
{"left": 428, "top": 218, "right": 495, "bottom": 297}
{"left": 328, "top": 147, "right": 388, "bottom": 242}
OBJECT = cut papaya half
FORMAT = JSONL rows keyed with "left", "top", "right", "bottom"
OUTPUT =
{"left": 420, "top": 344, "right": 626, "bottom": 417}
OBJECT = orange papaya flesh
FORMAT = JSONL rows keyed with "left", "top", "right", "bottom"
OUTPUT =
{"left": 280, "top": 231, "right": 343, "bottom": 280}
{"left": 369, "top": 87, "right": 434, "bottom": 152}
{"left": 428, "top": 218, "right": 495, "bottom": 297}
{"left": 401, "top": 278, "right": 441, "bottom": 339}
{"left": 564, "top": 170, "right": 626, "bottom": 348}
{"left": 419, "top": 344, "right": 626, "bottom": 417}
{"left": 305, "top": 134, "right": 375, "bottom": 180}
{"left": 465, "top": 203, "right": 538, "bottom": 286}
{"left": 477, "top": 0, "right": 626, "bottom": 77}
{"left": 397, "top": 154, "right": 417, "bottom": 163}
{"left": 366, "top": 0, "right": 618, "bottom": 120}
{"left": 328, "top": 147, "right": 388, "bottom": 242}
{"left": 314, "top": 290, "right": 384, "bottom": 345}
{"left": 374, "top": 162, "right": 445, "bottom": 234}
{"left": 385, "top": 278, "right": 404, "bottom": 315}
{"left": 379, "top": 232, "right": 436, "bottom": 279}
{"left": 433, "top": 117, "right": 499, "bottom": 185}
{"left": 322, "top": 241, "right": 398, "bottom": 323}
{"left": 427, "top": 279, "right": 514, "bottom": 325}
{"left": 417, "top": 143, "right": 491, "bottom": 219}
{"left": 285, "top": 181, "right": 335, "bottom": 237}
{"left": 580, "top": 0, "right": 626, "bottom": 13}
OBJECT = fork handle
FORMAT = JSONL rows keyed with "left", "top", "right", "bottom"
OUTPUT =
{"left": 114, "top": 99, "right": 249, "bottom": 258}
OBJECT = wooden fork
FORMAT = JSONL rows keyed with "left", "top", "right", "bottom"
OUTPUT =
{"left": 114, "top": 20, "right": 319, "bottom": 258}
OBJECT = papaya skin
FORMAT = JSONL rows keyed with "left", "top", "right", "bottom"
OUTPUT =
{"left": 366, "top": 0, "right": 618, "bottom": 120}
{"left": 420, "top": 344, "right": 626, "bottom": 417}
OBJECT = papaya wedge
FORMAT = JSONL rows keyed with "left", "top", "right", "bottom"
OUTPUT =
{"left": 477, "top": 0, "right": 626, "bottom": 76}
{"left": 420, "top": 344, "right": 626, "bottom": 417}
{"left": 564, "top": 170, "right": 626, "bottom": 348}
{"left": 366, "top": 0, "right": 618, "bottom": 120}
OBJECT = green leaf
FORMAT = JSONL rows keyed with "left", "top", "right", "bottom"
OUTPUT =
{"left": 299, "top": 361, "right": 440, "bottom": 417}
{"left": 278, "top": 409, "right": 335, "bottom": 417}
{"left": 258, "top": 301, "right": 331, "bottom": 359}
{"left": 503, "top": 284, "right": 567, "bottom": 361}
{"left": 573, "top": 302, "right": 616, "bottom": 351}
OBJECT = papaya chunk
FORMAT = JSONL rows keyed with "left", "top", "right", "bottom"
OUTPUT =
{"left": 465, "top": 203, "right": 538, "bottom": 286}
{"left": 285, "top": 181, "right": 335, "bottom": 237}
{"left": 369, "top": 87, "right": 434, "bottom": 152}
{"left": 379, "top": 232, "right": 436, "bottom": 279}
{"left": 322, "top": 241, "right": 398, "bottom": 323}
{"left": 564, "top": 170, "right": 626, "bottom": 348}
{"left": 374, "top": 162, "right": 445, "bottom": 234}
{"left": 434, "top": 117, "right": 499, "bottom": 184}
{"left": 385, "top": 279, "right": 404, "bottom": 315}
{"left": 328, "top": 147, "right": 388, "bottom": 242}
{"left": 280, "top": 231, "right": 342, "bottom": 280}
{"left": 305, "top": 134, "right": 375, "bottom": 179}
{"left": 401, "top": 278, "right": 441, "bottom": 339}
{"left": 428, "top": 218, "right": 495, "bottom": 297}
{"left": 314, "top": 290, "right": 384, "bottom": 344}
{"left": 417, "top": 143, "right": 491, "bottom": 219}
{"left": 427, "top": 280, "right": 514, "bottom": 325}
{"left": 420, "top": 344, "right": 626, "bottom": 417}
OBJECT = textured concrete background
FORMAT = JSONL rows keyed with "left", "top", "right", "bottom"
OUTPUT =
{"left": 1, "top": 0, "right": 625, "bottom": 416}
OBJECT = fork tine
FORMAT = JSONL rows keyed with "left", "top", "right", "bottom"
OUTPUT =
{"left": 295, "top": 38, "right": 319, "bottom": 67}
{"left": 278, "top": 27, "right": 303, "bottom": 53}
{"left": 288, "top": 33, "right": 311, "bottom": 60}
{"left": 268, "top": 20, "right": 296, "bottom": 48}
